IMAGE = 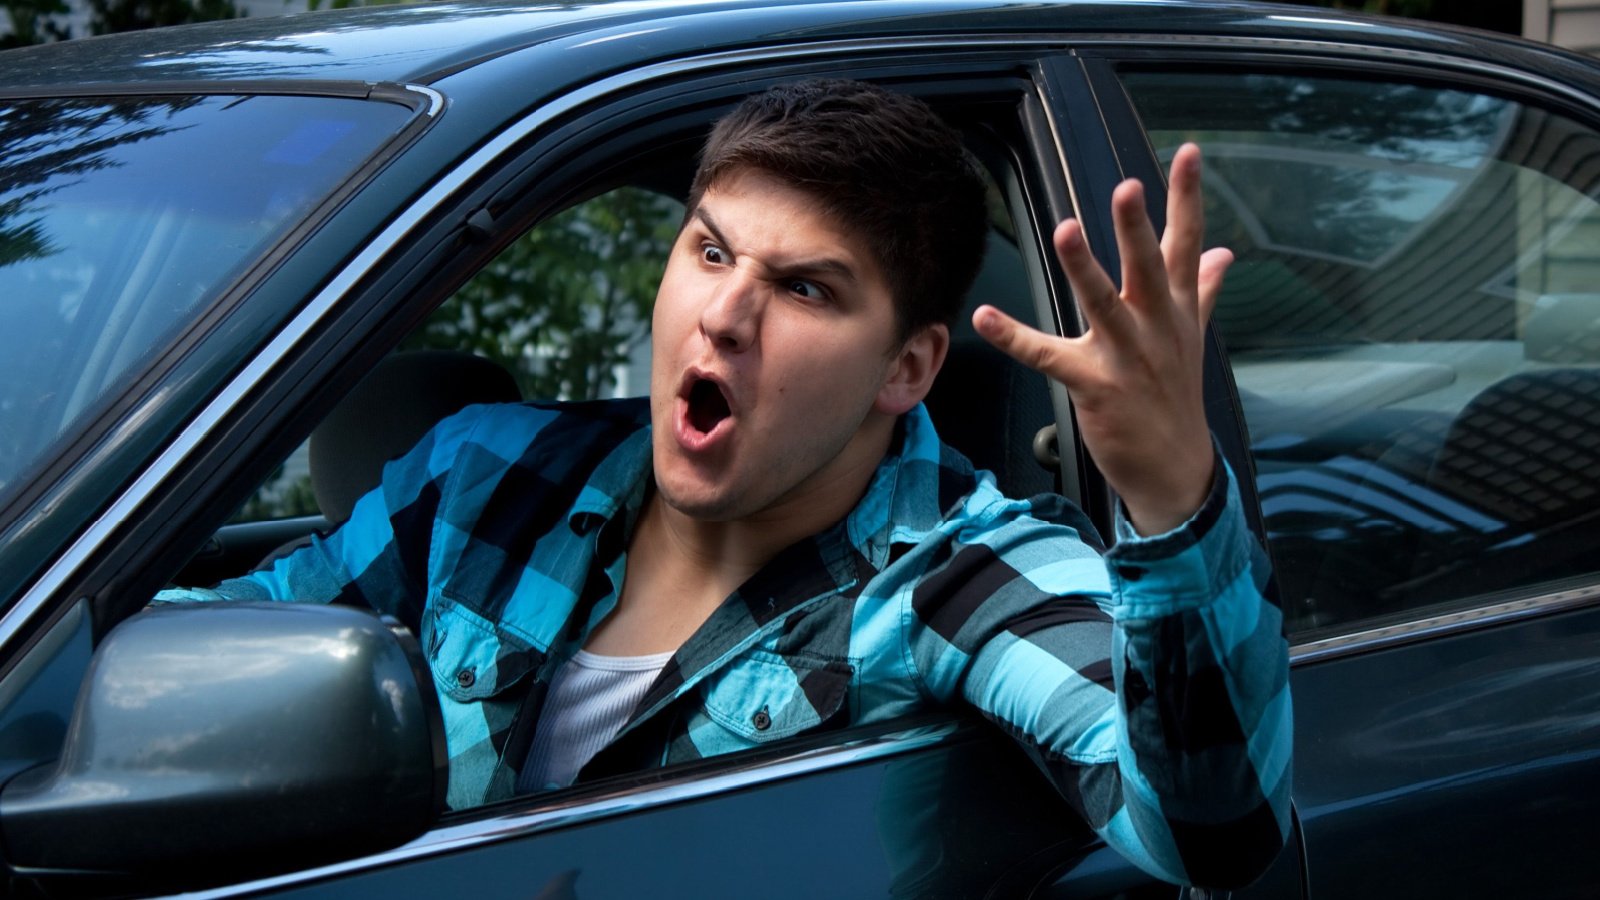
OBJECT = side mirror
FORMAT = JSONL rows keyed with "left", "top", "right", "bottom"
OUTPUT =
{"left": 0, "top": 603, "right": 446, "bottom": 891}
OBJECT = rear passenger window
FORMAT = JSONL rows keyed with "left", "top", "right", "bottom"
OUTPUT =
{"left": 1123, "top": 71, "right": 1600, "bottom": 639}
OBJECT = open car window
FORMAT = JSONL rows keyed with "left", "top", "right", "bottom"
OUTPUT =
{"left": 228, "top": 187, "right": 684, "bottom": 528}
{"left": 205, "top": 100, "right": 1055, "bottom": 809}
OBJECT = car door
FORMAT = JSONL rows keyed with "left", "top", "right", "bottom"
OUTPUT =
{"left": 1088, "top": 43, "right": 1600, "bottom": 897}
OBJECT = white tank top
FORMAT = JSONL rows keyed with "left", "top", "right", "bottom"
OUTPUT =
{"left": 519, "top": 648, "right": 673, "bottom": 792}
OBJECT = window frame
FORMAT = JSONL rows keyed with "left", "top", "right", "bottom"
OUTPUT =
{"left": 5, "top": 44, "right": 1144, "bottom": 896}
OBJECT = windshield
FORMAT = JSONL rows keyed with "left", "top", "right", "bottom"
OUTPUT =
{"left": 0, "top": 93, "right": 408, "bottom": 499}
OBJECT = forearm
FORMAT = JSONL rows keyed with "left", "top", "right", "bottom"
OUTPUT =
{"left": 951, "top": 458, "right": 1291, "bottom": 887}
{"left": 152, "top": 532, "right": 353, "bottom": 605}
{"left": 1104, "top": 454, "right": 1292, "bottom": 886}
{"left": 150, "top": 409, "right": 469, "bottom": 615}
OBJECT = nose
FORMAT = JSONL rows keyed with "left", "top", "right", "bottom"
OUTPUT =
{"left": 699, "top": 268, "right": 762, "bottom": 352}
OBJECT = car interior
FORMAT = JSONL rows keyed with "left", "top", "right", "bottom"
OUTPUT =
{"left": 178, "top": 108, "right": 1067, "bottom": 597}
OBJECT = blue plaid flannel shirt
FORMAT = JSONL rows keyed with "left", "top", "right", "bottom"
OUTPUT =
{"left": 156, "top": 397, "right": 1291, "bottom": 886}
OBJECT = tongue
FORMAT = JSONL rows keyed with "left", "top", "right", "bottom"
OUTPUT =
{"left": 688, "top": 380, "right": 730, "bottom": 433}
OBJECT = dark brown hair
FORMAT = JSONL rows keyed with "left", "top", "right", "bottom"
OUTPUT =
{"left": 687, "top": 79, "right": 989, "bottom": 343}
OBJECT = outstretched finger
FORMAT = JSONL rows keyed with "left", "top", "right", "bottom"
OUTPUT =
{"left": 972, "top": 303, "right": 1090, "bottom": 389}
{"left": 1196, "top": 246, "right": 1234, "bottom": 326}
{"left": 1161, "top": 143, "right": 1204, "bottom": 308}
{"left": 1053, "top": 218, "right": 1128, "bottom": 339}
{"left": 1110, "top": 178, "right": 1166, "bottom": 315}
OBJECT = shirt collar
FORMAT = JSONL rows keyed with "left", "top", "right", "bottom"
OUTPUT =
{"left": 567, "top": 421, "right": 653, "bottom": 536}
{"left": 846, "top": 403, "right": 977, "bottom": 570}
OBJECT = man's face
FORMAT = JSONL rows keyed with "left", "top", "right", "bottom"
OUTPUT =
{"left": 649, "top": 168, "right": 914, "bottom": 523}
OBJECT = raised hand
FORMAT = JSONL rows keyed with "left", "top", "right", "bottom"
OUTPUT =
{"left": 973, "top": 143, "right": 1232, "bottom": 535}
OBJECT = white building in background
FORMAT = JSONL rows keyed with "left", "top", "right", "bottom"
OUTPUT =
{"left": 1526, "top": 0, "right": 1600, "bottom": 55}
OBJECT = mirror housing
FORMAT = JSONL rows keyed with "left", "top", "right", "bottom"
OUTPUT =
{"left": 0, "top": 602, "right": 446, "bottom": 890}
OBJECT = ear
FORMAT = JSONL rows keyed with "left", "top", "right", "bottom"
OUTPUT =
{"left": 875, "top": 323, "right": 949, "bottom": 416}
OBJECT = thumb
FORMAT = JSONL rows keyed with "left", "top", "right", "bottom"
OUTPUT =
{"left": 972, "top": 305, "right": 1087, "bottom": 389}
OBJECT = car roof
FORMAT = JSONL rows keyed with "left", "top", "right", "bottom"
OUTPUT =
{"left": 0, "top": 0, "right": 1596, "bottom": 95}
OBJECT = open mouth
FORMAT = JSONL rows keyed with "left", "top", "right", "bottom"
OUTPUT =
{"left": 686, "top": 377, "right": 731, "bottom": 434}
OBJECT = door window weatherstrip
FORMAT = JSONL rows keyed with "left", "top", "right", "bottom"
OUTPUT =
{"left": 1291, "top": 583, "right": 1600, "bottom": 664}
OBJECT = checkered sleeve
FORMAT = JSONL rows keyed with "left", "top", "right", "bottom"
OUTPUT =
{"left": 907, "top": 456, "right": 1291, "bottom": 888}
{"left": 153, "top": 405, "right": 488, "bottom": 630}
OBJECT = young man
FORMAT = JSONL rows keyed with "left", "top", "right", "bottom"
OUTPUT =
{"left": 158, "top": 80, "right": 1291, "bottom": 888}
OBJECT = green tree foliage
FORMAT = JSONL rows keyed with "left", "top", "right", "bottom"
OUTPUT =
{"left": 233, "top": 462, "right": 319, "bottom": 522}
{"left": 2, "top": 0, "right": 238, "bottom": 46}
{"left": 1, "top": 0, "right": 70, "bottom": 48}
{"left": 240, "top": 187, "right": 681, "bottom": 522}
{"left": 405, "top": 187, "right": 684, "bottom": 401}
{"left": 3, "top": 0, "right": 420, "bottom": 48}
{"left": 85, "top": 0, "right": 238, "bottom": 35}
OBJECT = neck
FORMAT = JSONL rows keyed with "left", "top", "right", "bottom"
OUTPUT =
{"left": 641, "top": 421, "right": 894, "bottom": 587}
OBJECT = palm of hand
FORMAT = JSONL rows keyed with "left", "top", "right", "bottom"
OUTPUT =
{"left": 973, "top": 143, "right": 1229, "bottom": 535}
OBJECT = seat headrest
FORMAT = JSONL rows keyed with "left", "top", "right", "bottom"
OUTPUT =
{"left": 923, "top": 229, "right": 1057, "bottom": 499}
{"left": 1428, "top": 367, "right": 1600, "bottom": 523}
{"left": 309, "top": 351, "right": 521, "bottom": 524}
{"left": 924, "top": 342, "right": 1056, "bottom": 499}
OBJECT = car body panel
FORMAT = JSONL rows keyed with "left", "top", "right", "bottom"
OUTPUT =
{"left": 1290, "top": 604, "right": 1600, "bottom": 895}
{"left": 0, "top": 1, "right": 1597, "bottom": 897}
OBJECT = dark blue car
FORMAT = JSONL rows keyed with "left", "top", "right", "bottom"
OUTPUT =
{"left": 0, "top": 1, "right": 1597, "bottom": 896}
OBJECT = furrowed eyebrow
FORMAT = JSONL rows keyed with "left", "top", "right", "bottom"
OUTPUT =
{"left": 691, "top": 206, "right": 732, "bottom": 253}
{"left": 784, "top": 257, "right": 858, "bottom": 286}
{"left": 690, "top": 206, "right": 859, "bottom": 286}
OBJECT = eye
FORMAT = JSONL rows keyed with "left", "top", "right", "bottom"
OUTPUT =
{"left": 700, "top": 243, "right": 727, "bottom": 265}
{"left": 787, "top": 279, "right": 828, "bottom": 302}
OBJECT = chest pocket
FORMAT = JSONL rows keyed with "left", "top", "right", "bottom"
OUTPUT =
{"left": 701, "top": 650, "right": 855, "bottom": 742}
{"left": 423, "top": 591, "right": 542, "bottom": 702}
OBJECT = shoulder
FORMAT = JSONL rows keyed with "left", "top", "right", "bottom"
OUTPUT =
{"left": 931, "top": 443, "right": 1104, "bottom": 549}
{"left": 939, "top": 476, "right": 1109, "bottom": 583}
{"left": 434, "top": 397, "right": 650, "bottom": 457}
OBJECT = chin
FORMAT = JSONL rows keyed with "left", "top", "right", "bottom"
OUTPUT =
{"left": 653, "top": 467, "right": 742, "bottom": 522}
